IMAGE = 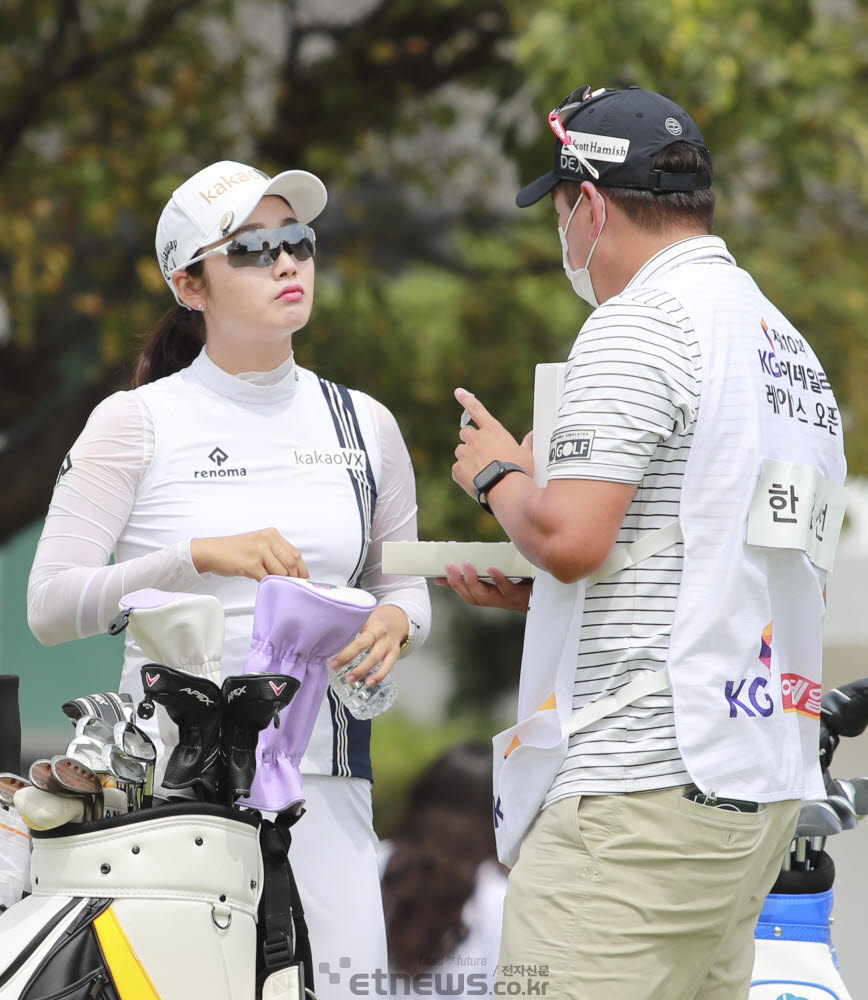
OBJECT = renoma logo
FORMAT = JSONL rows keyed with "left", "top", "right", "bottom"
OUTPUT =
{"left": 194, "top": 447, "right": 247, "bottom": 479}
{"left": 317, "top": 958, "right": 549, "bottom": 996}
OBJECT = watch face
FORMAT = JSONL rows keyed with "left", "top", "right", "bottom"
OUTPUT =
{"left": 473, "top": 460, "right": 504, "bottom": 492}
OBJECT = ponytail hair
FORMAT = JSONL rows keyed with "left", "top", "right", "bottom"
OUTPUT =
{"left": 132, "top": 262, "right": 206, "bottom": 387}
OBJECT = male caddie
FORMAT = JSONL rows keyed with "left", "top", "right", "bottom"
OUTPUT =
{"left": 445, "top": 85, "right": 847, "bottom": 998}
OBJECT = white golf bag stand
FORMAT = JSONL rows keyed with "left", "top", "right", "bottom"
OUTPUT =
{"left": 750, "top": 850, "right": 851, "bottom": 1000}
{"left": 0, "top": 803, "right": 313, "bottom": 1000}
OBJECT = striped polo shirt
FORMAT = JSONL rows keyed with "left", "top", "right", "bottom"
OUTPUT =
{"left": 543, "top": 236, "right": 734, "bottom": 805}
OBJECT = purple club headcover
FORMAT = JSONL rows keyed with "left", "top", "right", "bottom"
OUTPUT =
{"left": 237, "top": 576, "right": 376, "bottom": 811}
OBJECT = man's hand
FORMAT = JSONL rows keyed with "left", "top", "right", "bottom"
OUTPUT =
{"left": 190, "top": 528, "right": 309, "bottom": 581}
{"left": 452, "top": 388, "right": 533, "bottom": 499}
{"left": 435, "top": 563, "right": 532, "bottom": 613}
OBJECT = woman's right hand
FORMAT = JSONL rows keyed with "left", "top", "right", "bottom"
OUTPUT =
{"left": 190, "top": 528, "right": 309, "bottom": 581}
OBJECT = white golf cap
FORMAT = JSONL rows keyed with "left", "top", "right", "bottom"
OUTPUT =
{"left": 155, "top": 160, "right": 328, "bottom": 304}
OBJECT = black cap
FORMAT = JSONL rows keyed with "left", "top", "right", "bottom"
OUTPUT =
{"left": 516, "top": 86, "right": 712, "bottom": 208}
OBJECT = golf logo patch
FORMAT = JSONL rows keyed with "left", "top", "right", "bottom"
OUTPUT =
{"left": 549, "top": 427, "right": 594, "bottom": 464}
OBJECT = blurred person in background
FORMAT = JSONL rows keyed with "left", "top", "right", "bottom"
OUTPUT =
{"left": 380, "top": 740, "right": 507, "bottom": 997}
{"left": 25, "top": 159, "right": 431, "bottom": 998}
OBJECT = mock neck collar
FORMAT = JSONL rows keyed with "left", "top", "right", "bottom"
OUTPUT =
{"left": 185, "top": 347, "right": 302, "bottom": 405}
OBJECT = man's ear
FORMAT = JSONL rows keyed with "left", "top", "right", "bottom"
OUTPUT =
{"left": 581, "top": 181, "right": 606, "bottom": 239}
{"left": 171, "top": 270, "right": 203, "bottom": 311}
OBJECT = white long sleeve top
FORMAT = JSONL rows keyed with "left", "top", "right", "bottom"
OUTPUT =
{"left": 27, "top": 348, "right": 431, "bottom": 780}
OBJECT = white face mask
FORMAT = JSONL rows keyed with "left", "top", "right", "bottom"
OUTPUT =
{"left": 558, "top": 192, "right": 606, "bottom": 307}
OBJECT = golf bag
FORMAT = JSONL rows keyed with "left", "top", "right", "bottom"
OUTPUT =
{"left": 0, "top": 674, "right": 29, "bottom": 912}
{"left": 750, "top": 852, "right": 850, "bottom": 1000}
{"left": 749, "top": 676, "right": 868, "bottom": 999}
{"left": 0, "top": 579, "right": 383, "bottom": 998}
{"left": 0, "top": 803, "right": 312, "bottom": 1000}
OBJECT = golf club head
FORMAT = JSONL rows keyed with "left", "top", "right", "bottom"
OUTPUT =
{"left": 113, "top": 722, "right": 156, "bottom": 764}
{"left": 66, "top": 737, "right": 112, "bottom": 775}
{"left": 825, "top": 794, "right": 858, "bottom": 830}
{"left": 796, "top": 800, "right": 843, "bottom": 838}
{"left": 0, "top": 773, "right": 30, "bottom": 806}
{"left": 75, "top": 715, "right": 115, "bottom": 744}
{"left": 138, "top": 664, "right": 224, "bottom": 799}
{"left": 114, "top": 721, "right": 156, "bottom": 809}
{"left": 13, "top": 786, "right": 85, "bottom": 830}
{"left": 844, "top": 776, "right": 868, "bottom": 816}
{"left": 29, "top": 759, "right": 69, "bottom": 797}
{"left": 103, "top": 745, "right": 147, "bottom": 784}
{"left": 820, "top": 677, "right": 868, "bottom": 738}
{"left": 62, "top": 691, "right": 134, "bottom": 726}
{"left": 102, "top": 744, "right": 146, "bottom": 810}
{"left": 50, "top": 756, "right": 102, "bottom": 797}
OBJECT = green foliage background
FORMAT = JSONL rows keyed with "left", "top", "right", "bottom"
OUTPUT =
{"left": 2, "top": 0, "right": 867, "bottom": 801}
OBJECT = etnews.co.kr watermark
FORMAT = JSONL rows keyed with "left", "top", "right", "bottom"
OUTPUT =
{"left": 318, "top": 956, "right": 550, "bottom": 996}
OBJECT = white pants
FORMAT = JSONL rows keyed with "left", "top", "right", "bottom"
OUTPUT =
{"left": 289, "top": 774, "right": 388, "bottom": 1000}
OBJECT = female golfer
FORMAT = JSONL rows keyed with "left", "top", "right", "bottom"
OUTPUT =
{"left": 26, "top": 159, "right": 431, "bottom": 995}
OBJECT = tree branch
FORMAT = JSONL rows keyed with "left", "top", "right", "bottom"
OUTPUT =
{"left": 0, "top": 0, "right": 207, "bottom": 172}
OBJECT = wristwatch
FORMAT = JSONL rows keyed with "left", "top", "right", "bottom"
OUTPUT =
{"left": 472, "top": 460, "right": 527, "bottom": 514}
{"left": 399, "top": 617, "right": 419, "bottom": 659}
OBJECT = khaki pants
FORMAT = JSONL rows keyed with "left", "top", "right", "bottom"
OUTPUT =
{"left": 497, "top": 786, "right": 800, "bottom": 1000}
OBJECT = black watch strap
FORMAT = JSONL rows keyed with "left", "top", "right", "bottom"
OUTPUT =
{"left": 472, "top": 461, "right": 527, "bottom": 514}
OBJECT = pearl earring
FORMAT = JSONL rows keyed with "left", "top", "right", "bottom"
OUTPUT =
{"left": 197, "top": 304, "right": 205, "bottom": 312}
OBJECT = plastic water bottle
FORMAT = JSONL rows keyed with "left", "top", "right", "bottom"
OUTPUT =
{"left": 328, "top": 648, "right": 397, "bottom": 720}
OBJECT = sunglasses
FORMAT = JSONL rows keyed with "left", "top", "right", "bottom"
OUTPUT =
{"left": 548, "top": 85, "right": 605, "bottom": 180}
{"left": 183, "top": 223, "right": 316, "bottom": 270}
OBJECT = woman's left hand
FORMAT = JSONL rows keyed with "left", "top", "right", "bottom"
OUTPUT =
{"left": 327, "top": 604, "right": 409, "bottom": 684}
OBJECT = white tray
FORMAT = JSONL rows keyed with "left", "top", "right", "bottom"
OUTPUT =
{"left": 381, "top": 541, "right": 536, "bottom": 579}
